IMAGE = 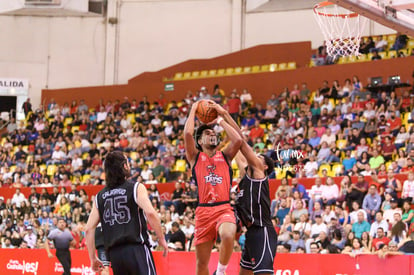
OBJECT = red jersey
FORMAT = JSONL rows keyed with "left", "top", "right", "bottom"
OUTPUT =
{"left": 192, "top": 151, "right": 232, "bottom": 204}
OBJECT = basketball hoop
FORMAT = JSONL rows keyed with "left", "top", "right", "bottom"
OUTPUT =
{"left": 314, "top": 1, "right": 368, "bottom": 60}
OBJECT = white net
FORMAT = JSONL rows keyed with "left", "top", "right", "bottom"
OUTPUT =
{"left": 314, "top": 2, "right": 368, "bottom": 60}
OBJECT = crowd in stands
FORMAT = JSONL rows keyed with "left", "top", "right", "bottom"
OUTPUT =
{"left": 1, "top": 74, "right": 414, "bottom": 256}
{"left": 314, "top": 33, "right": 413, "bottom": 65}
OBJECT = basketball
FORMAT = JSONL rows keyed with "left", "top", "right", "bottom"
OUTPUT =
{"left": 196, "top": 100, "right": 218, "bottom": 124}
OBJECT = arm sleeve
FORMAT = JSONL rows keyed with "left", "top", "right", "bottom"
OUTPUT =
{"left": 47, "top": 230, "right": 55, "bottom": 240}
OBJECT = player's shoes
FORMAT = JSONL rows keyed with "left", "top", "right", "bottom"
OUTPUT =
{"left": 212, "top": 271, "right": 226, "bottom": 275}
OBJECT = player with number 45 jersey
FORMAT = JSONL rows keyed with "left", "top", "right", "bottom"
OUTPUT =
{"left": 85, "top": 151, "right": 168, "bottom": 275}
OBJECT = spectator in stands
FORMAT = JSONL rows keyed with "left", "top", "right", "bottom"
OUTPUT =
{"left": 372, "top": 226, "right": 390, "bottom": 252}
{"left": 267, "top": 93, "right": 279, "bottom": 108}
{"left": 349, "top": 201, "right": 368, "bottom": 224}
{"left": 371, "top": 50, "right": 382, "bottom": 60}
{"left": 390, "top": 34, "right": 408, "bottom": 51}
{"left": 332, "top": 202, "right": 349, "bottom": 226}
{"left": 378, "top": 169, "right": 402, "bottom": 199}
{"left": 352, "top": 211, "right": 371, "bottom": 238}
{"left": 346, "top": 174, "right": 368, "bottom": 209}
{"left": 402, "top": 200, "right": 414, "bottom": 226}
{"left": 342, "top": 237, "right": 370, "bottom": 256}
{"left": 11, "top": 188, "right": 26, "bottom": 208}
{"left": 361, "top": 231, "right": 372, "bottom": 251}
{"left": 77, "top": 100, "right": 88, "bottom": 114}
{"left": 181, "top": 216, "right": 195, "bottom": 244}
{"left": 2, "top": 237, "right": 14, "bottom": 248}
{"left": 308, "top": 177, "right": 325, "bottom": 213}
{"left": 23, "top": 225, "right": 37, "bottom": 248}
{"left": 227, "top": 90, "right": 241, "bottom": 123}
{"left": 308, "top": 241, "right": 321, "bottom": 254}
{"left": 22, "top": 98, "right": 32, "bottom": 118}
{"left": 320, "top": 205, "right": 334, "bottom": 226}
{"left": 369, "top": 211, "right": 388, "bottom": 239}
{"left": 291, "top": 200, "right": 308, "bottom": 223}
{"left": 376, "top": 241, "right": 402, "bottom": 257}
{"left": 371, "top": 35, "right": 388, "bottom": 52}
{"left": 0, "top": 196, "right": 5, "bottom": 211}
{"left": 307, "top": 214, "right": 328, "bottom": 246}
{"left": 390, "top": 214, "right": 407, "bottom": 245}
{"left": 398, "top": 232, "right": 414, "bottom": 254}
{"left": 287, "top": 231, "right": 305, "bottom": 252}
{"left": 167, "top": 221, "right": 186, "bottom": 251}
{"left": 304, "top": 154, "right": 318, "bottom": 178}
{"left": 323, "top": 177, "right": 339, "bottom": 206}
{"left": 294, "top": 213, "right": 311, "bottom": 240}
{"left": 342, "top": 150, "right": 356, "bottom": 175}
{"left": 362, "top": 185, "right": 382, "bottom": 223}
{"left": 402, "top": 171, "right": 414, "bottom": 202}
{"left": 291, "top": 178, "right": 309, "bottom": 201}
{"left": 309, "top": 200, "right": 323, "bottom": 223}
{"left": 166, "top": 182, "right": 184, "bottom": 215}
{"left": 360, "top": 37, "right": 375, "bottom": 54}
{"left": 248, "top": 120, "right": 264, "bottom": 142}
{"left": 274, "top": 198, "right": 290, "bottom": 224}
{"left": 384, "top": 197, "right": 402, "bottom": 224}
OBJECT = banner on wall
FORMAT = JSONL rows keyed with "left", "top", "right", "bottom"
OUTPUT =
{"left": 0, "top": 249, "right": 413, "bottom": 275}
{"left": 0, "top": 173, "right": 409, "bottom": 201}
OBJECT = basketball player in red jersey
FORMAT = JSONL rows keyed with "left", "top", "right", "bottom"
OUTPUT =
{"left": 184, "top": 100, "right": 243, "bottom": 275}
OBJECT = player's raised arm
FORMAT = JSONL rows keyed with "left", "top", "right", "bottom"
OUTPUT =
{"left": 234, "top": 151, "right": 248, "bottom": 179}
{"left": 184, "top": 101, "right": 199, "bottom": 166}
{"left": 211, "top": 102, "right": 264, "bottom": 174}
{"left": 216, "top": 116, "right": 242, "bottom": 161}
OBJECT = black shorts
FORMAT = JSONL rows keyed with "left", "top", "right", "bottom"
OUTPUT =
{"left": 108, "top": 243, "right": 156, "bottom": 275}
{"left": 97, "top": 247, "right": 110, "bottom": 267}
{"left": 240, "top": 226, "right": 277, "bottom": 274}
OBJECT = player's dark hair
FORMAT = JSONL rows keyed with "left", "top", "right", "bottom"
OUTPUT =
{"left": 104, "top": 151, "right": 130, "bottom": 188}
{"left": 194, "top": 124, "right": 214, "bottom": 151}
{"left": 261, "top": 154, "right": 275, "bottom": 176}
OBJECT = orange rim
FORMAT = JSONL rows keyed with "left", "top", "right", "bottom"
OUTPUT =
{"left": 314, "top": 1, "right": 359, "bottom": 18}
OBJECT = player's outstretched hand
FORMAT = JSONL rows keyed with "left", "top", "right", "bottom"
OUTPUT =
{"left": 191, "top": 100, "right": 200, "bottom": 113}
{"left": 208, "top": 101, "right": 227, "bottom": 116}
{"left": 47, "top": 252, "right": 54, "bottom": 259}
{"left": 160, "top": 239, "right": 169, "bottom": 257}
{"left": 91, "top": 257, "right": 104, "bottom": 272}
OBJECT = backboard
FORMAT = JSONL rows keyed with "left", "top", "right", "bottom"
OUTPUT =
{"left": 333, "top": 0, "right": 414, "bottom": 36}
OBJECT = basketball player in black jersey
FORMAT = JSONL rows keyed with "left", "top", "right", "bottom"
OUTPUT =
{"left": 211, "top": 103, "right": 277, "bottom": 275}
{"left": 85, "top": 151, "right": 168, "bottom": 275}
{"left": 95, "top": 223, "right": 110, "bottom": 275}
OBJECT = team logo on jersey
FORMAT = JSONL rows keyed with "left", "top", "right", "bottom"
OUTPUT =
{"left": 204, "top": 165, "right": 223, "bottom": 186}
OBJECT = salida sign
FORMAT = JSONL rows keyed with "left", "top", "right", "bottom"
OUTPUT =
{"left": 0, "top": 78, "right": 29, "bottom": 90}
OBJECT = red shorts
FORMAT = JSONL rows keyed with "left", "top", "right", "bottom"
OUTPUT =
{"left": 194, "top": 203, "right": 236, "bottom": 246}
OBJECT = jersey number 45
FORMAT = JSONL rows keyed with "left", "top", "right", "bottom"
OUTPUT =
{"left": 103, "top": 196, "right": 131, "bottom": 226}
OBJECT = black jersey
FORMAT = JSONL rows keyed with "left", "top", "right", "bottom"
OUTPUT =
{"left": 95, "top": 224, "right": 104, "bottom": 249}
{"left": 96, "top": 181, "right": 149, "bottom": 251}
{"left": 235, "top": 171, "right": 273, "bottom": 228}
